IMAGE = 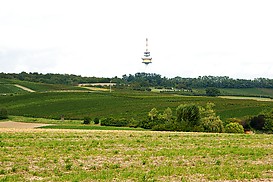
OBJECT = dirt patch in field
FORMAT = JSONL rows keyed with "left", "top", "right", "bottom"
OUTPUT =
{"left": 0, "top": 121, "right": 53, "bottom": 129}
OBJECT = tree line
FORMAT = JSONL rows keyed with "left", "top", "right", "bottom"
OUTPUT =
{"left": 122, "top": 73, "right": 273, "bottom": 89}
{"left": 1, "top": 72, "right": 273, "bottom": 89}
{"left": 0, "top": 72, "right": 111, "bottom": 85}
{"left": 90, "top": 103, "right": 273, "bottom": 134}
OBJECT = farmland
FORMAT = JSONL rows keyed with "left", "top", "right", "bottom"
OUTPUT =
{"left": 1, "top": 78, "right": 273, "bottom": 181}
{"left": 0, "top": 84, "right": 28, "bottom": 94}
{"left": 0, "top": 78, "right": 87, "bottom": 93}
{"left": 1, "top": 129, "right": 273, "bottom": 181}
{"left": 1, "top": 91, "right": 273, "bottom": 122}
{"left": 219, "top": 88, "right": 273, "bottom": 98}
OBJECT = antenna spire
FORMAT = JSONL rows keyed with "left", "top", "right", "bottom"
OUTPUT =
{"left": 146, "top": 38, "right": 148, "bottom": 52}
{"left": 142, "top": 38, "right": 152, "bottom": 65}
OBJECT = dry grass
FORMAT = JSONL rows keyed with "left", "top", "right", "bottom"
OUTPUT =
{"left": 1, "top": 129, "right": 273, "bottom": 181}
{"left": 219, "top": 96, "right": 273, "bottom": 102}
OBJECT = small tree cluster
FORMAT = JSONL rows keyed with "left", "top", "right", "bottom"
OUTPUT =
{"left": 247, "top": 109, "right": 273, "bottom": 133}
{"left": 141, "top": 103, "right": 225, "bottom": 133}
{"left": 139, "top": 107, "right": 175, "bottom": 130}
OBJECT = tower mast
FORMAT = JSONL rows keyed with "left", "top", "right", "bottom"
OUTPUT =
{"left": 142, "top": 38, "right": 152, "bottom": 65}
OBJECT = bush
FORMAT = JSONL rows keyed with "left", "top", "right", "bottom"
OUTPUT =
{"left": 100, "top": 118, "right": 129, "bottom": 127}
{"left": 139, "top": 119, "right": 154, "bottom": 129}
{"left": 152, "top": 124, "right": 170, "bottom": 131}
{"left": 128, "top": 118, "right": 139, "bottom": 128}
{"left": 0, "top": 108, "right": 8, "bottom": 120}
{"left": 201, "top": 115, "right": 224, "bottom": 133}
{"left": 94, "top": 117, "right": 100, "bottom": 124}
{"left": 225, "top": 122, "right": 244, "bottom": 133}
{"left": 261, "top": 109, "right": 273, "bottom": 132}
{"left": 83, "top": 117, "right": 91, "bottom": 124}
{"left": 250, "top": 115, "right": 265, "bottom": 131}
{"left": 226, "top": 117, "right": 251, "bottom": 131}
{"left": 152, "top": 121, "right": 179, "bottom": 131}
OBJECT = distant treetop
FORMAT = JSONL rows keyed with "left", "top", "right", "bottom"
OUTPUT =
{"left": 1, "top": 72, "right": 273, "bottom": 89}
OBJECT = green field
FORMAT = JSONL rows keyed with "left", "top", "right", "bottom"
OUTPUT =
{"left": 0, "top": 84, "right": 28, "bottom": 94}
{"left": 219, "top": 88, "right": 273, "bottom": 98}
{"left": 155, "top": 87, "right": 273, "bottom": 99}
{"left": 0, "top": 78, "right": 87, "bottom": 92}
{"left": 1, "top": 129, "right": 273, "bottom": 181}
{"left": 1, "top": 91, "right": 273, "bottom": 122}
{"left": 187, "top": 88, "right": 273, "bottom": 98}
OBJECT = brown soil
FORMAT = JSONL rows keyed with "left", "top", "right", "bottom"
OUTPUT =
{"left": 0, "top": 121, "right": 53, "bottom": 129}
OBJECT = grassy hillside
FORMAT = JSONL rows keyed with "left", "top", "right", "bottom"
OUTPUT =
{"left": 0, "top": 84, "right": 28, "bottom": 94}
{"left": 158, "top": 87, "right": 273, "bottom": 98}
{"left": 219, "top": 88, "right": 273, "bottom": 97}
{"left": 1, "top": 78, "right": 273, "bottom": 121}
{"left": 188, "top": 88, "right": 273, "bottom": 98}
{"left": 1, "top": 129, "right": 273, "bottom": 181}
{"left": 0, "top": 78, "right": 87, "bottom": 92}
{"left": 1, "top": 91, "right": 272, "bottom": 121}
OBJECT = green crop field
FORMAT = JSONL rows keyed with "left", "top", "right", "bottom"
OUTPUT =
{"left": 1, "top": 90, "right": 273, "bottom": 122}
{"left": 219, "top": 88, "right": 273, "bottom": 97}
{"left": 1, "top": 129, "right": 273, "bottom": 181}
{"left": 0, "top": 84, "right": 28, "bottom": 94}
{"left": 10, "top": 80, "right": 87, "bottom": 92}
{"left": 0, "top": 79, "right": 87, "bottom": 92}
{"left": 188, "top": 88, "right": 273, "bottom": 98}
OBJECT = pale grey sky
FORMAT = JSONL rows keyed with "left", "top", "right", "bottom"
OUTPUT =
{"left": 0, "top": 0, "right": 273, "bottom": 79}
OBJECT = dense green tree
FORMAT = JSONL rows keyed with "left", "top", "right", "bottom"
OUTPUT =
{"left": 250, "top": 115, "right": 266, "bottom": 131}
{"left": 83, "top": 117, "right": 91, "bottom": 124}
{"left": 199, "top": 103, "right": 224, "bottom": 133}
{"left": 261, "top": 109, "right": 273, "bottom": 132}
{"left": 93, "top": 118, "right": 100, "bottom": 124}
{"left": 176, "top": 104, "right": 200, "bottom": 131}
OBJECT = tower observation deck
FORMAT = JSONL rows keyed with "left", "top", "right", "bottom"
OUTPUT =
{"left": 142, "top": 38, "right": 152, "bottom": 65}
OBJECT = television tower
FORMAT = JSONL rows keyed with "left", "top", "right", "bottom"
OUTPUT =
{"left": 142, "top": 38, "right": 152, "bottom": 65}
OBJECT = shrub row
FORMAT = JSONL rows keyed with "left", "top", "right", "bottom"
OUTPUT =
{"left": 82, "top": 117, "right": 100, "bottom": 125}
{"left": 101, "top": 118, "right": 129, "bottom": 127}
{"left": 0, "top": 108, "right": 8, "bottom": 120}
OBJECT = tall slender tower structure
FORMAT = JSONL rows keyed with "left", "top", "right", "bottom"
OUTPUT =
{"left": 142, "top": 38, "right": 152, "bottom": 65}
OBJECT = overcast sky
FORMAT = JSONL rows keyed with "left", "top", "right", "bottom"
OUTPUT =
{"left": 0, "top": 0, "right": 273, "bottom": 79}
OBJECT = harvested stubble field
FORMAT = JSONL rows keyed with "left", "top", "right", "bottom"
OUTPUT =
{"left": 1, "top": 129, "right": 273, "bottom": 181}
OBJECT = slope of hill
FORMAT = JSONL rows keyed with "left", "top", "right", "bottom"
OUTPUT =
{"left": 1, "top": 91, "right": 272, "bottom": 121}
{"left": 0, "top": 78, "right": 88, "bottom": 93}
{"left": 0, "top": 84, "right": 28, "bottom": 94}
{"left": 219, "top": 88, "right": 273, "bottom": 98}
{"left": 1, "top": 77, "right": 273, "bottom": 122}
